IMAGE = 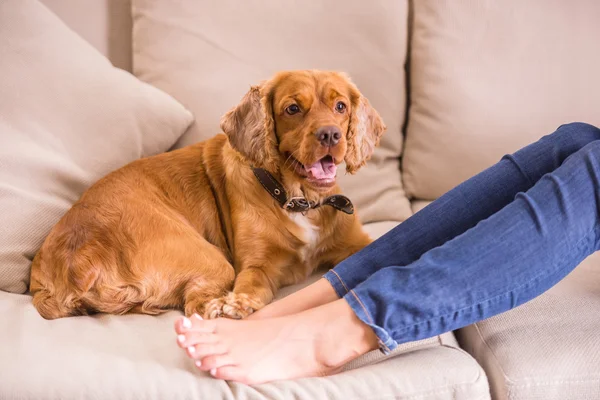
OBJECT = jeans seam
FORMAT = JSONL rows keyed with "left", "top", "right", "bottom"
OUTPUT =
{"left": 347, "top": 291, "right": 393, "bottom": 353}
{"left": 330, "top": 270, "right": 350, "bottom": 294}
{"left": 349, "top": 290, "right": 374, "bottom": 324}
{"left": 390, "top": 224, "right": 596, "bottom": 339}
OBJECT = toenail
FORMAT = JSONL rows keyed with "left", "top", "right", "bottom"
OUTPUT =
{"left": 188, "top": 346, "right": 195, "bottom": 354}
{"left": 182, "top": 317, "right": 192, "bottom": 329}
{"left": 192, "top": 313, "right": 203, "bottom": 321}
{"left": 210, "top": 368, "right": 217, "bottom": 376}
{"left": 177, "top": 334, "right": 186, "bottom": 344}
{"left": 195, "top": 360, "right": 202, "bottom": 368}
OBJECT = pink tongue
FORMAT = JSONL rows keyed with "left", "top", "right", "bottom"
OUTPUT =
{"left": 305, "top": 158, "right": 337, "bottom": 180}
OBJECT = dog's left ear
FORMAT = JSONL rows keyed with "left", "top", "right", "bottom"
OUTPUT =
{"left": 345, "top": 89, "right": 386, "bottom": 174}
{"left": 220, "top": 84, "right": 279, "bottom": 171}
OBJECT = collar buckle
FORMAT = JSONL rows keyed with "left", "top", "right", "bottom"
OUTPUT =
{"left": 284, "top": 197, "right": 311, "bottom": 212}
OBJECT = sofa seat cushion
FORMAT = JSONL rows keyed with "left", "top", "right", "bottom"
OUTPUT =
{"left": 0, "top": 221, "right": 490, "bottom": 400}
{"left": 131, "top": 0, "right": 413, "bottom": 225}
{"left": 458, "top": 252, "right": 600, "bottom": 400}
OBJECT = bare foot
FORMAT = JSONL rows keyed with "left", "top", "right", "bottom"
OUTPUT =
{"left": 174, "top": 299, "right": 379, "bottom": 384}
{"left": 248, "top": 278, "right": 339, "bottom": 320}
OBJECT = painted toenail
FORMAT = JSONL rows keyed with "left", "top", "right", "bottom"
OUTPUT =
{"left": 182, "top": 317, "right": 192, "bottom": 329}
{"left": 210, "top": 368, "right": 217, "bottom": 376}
{"left": 177, "top": 334, "right": 186, "bottom": 344}
{"left": 192, "top": 313, "right": 203, "bottom": 321}
{"left": 188, "top": 346, "right": 195, "bottom": 354}
{"left": 195, "top": 360, "right": 202, "bottom": 368}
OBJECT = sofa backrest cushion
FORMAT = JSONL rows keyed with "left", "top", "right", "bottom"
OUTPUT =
{"left": 403, "top": 0, "right": 600, "bottom": 200}
{"left": 0, "top": 0, "right": 193, "bottom": 293}
{"left": 131, "top": 0, "right": 413, "bottom": 224}
{"left": 40, "top": 0, "right": 133, "bottom": 71}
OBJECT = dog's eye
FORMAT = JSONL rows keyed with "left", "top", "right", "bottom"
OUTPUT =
{"left": 335, "top": 102, "right": 346, "bottom": 113}
{"left": 285, "top": 104, "right": 300, "bottom": 115}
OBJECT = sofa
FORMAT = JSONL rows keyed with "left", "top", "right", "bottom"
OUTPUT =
{"left": 1, "top": 1, "right": 599, "bottom": 399}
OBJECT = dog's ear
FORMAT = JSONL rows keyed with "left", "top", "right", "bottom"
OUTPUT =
{"left": 345, "top": 89, "right": 386, "bottom": 174}
{"left": 220, "top": 85, "right": 279, "bottom": 171}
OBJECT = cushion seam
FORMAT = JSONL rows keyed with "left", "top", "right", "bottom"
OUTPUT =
{"left": 473, "top": 322, "right": 514, "bottom": 384}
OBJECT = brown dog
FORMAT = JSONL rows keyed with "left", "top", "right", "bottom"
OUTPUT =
{"left": 29, "top": 70, "right": 386, "bottom": 320}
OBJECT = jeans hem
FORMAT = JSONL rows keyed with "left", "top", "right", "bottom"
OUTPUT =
{"left": 323, "top": 269, "right": 350, "bottom": 298}
{"left": 344, "top": 290, "right": 398, "bottom": 355}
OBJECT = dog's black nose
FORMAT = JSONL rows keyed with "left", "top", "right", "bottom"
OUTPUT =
{"left": 315, "top": 126, "right": 341, "bottom": 147}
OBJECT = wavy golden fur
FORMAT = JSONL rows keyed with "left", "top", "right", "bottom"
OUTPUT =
{"left": 30, "top": 70, "right": 386, "bottom": 320}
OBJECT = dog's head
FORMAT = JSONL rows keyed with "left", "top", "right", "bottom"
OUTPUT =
{"left": 220, "top": 70, "right": 386, "bottom": 192}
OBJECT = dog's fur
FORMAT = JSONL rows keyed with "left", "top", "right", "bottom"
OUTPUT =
{"left": 30, "top": 70, "right": 386, "bottom": 320}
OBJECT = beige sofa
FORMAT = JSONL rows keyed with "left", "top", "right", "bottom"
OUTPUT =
{"left": 1, "top": 1, "right": 599, "bottom": 399}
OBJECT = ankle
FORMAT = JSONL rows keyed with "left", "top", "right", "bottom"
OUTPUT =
{"left": 289, "top": 278, "right": 339, "bottom": 311}
{"left": 249, "top": 278, "right": 339, "bottom": 320}
{"left": 314, "top": 300, "right": 379, "bottom": 369}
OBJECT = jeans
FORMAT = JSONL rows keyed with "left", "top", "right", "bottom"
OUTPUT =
{"left": 323, "top": 122, "right": 600, "bottom": 354}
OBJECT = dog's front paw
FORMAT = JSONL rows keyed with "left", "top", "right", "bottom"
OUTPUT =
{"left": 203, "top": 298, "right": 226, "bottom": 319}
{"left": 221, "top": 292, "right": 258, "bottom": 319}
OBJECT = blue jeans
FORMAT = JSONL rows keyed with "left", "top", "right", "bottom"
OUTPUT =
{"left": 324, "top": 122, "right": 600, "bottom": 354}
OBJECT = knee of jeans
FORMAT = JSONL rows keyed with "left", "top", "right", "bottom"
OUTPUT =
{"left": 555, "top": 122, "right": 600, "bottom": 148}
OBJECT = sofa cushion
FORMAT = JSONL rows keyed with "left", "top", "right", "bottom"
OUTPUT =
{"left": 40, "top": 0, "right": 133, "bottom": 71}
{"left": 403, "top": 0, "right": 600, "bottom": 200}
{"left": 411, "top": 200, "right": 431, "bottom": 215}
{"left": 0, "top": 289, "right": 490, "bottom": 400}
{"left": 0, "top": 220, "right": 490, "bottom": 400}
{"left": 131, "top": 0, "right": 413, "bottom": 224}
{"left": 0, "top": 0, "right": 193, "bottom": 293}
{"left": 458, "top": 252, "right": 600, "bottom": 400}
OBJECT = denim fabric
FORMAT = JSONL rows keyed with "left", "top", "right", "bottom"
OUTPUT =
{"left": 324, "top": 122, "right": 600, "bottom": 353}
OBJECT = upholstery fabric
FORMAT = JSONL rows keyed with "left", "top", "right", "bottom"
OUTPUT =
{"left": 458, "top": 252, "right": 600, "bottom": 400}
{"left": 404, "top": 0, "right": 600, "bottom": 200}
{"left": 41, "top": 0, "right": 133, "bottom": 71}
{"left": 0, "top": 220, "right": 490, "bottom": 400}
{"left": 131, "top": 0, "right": 413, "bottom": 224}
{"left": 0, "top": 0, "right": 193, "bottom": 293}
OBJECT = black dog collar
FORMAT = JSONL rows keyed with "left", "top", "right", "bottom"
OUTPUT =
{"left": 252, "top": 168, "right": 354, "bottom": 215}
